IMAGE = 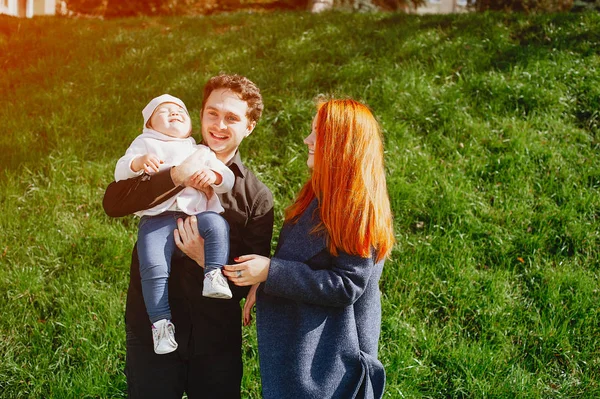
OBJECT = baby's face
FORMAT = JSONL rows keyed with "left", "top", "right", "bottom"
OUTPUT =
{"left": 148, "top": 102, "right": 192, "bottom": 139}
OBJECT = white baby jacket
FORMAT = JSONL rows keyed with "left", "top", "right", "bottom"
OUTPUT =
{"left": 114, "top": 129, "right": 234, "bottom": 217}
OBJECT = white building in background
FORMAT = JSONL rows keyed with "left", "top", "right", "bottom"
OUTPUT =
{"left": 0, "top": 0, "right": 55, "bottom": 18}
{"left": 413, "top": 0, "right": 470, "bottom": 14}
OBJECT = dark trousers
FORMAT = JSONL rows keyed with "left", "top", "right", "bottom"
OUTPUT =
{"left": 125, "top": 325, "right": 242, "bottom": 399}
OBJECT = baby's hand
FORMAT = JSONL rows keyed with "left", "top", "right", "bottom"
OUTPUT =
{"left": 132, "top": 154, "right": 163, "bottom": 174}
{"left": 189, "top": 168, "right": 217, "bottom": 188}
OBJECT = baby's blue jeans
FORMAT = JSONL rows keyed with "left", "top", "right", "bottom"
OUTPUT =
{"left": 137, "top": 211, "right": 230, "bottom": 323}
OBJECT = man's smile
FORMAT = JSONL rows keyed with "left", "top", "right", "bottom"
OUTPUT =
{"left": 210, "top": 131, "right": 229, "bottom": 140}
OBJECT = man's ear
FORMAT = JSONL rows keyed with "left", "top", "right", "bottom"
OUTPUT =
{"left": 245, "top": 121, "right": 257, "bottom": 137}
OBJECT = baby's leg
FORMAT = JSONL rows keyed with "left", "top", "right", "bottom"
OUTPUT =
{"left": 196, "top": 211, "right": 230, "bottom": 273}
{"left": 196, "top": 212, "right": 231, "bottom": 299}
{"left": 137, "top": 214, "right": 178, "bottom": 322}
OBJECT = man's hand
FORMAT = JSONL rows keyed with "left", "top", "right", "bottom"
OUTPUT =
{"left": 170, "top": 149, "right": 207, "bottom": 186}
{"left": 132, "top": 154, "right": 163, "bottom": 174}
{"left": 174, "top": 216, "right": 205, "bottom": 267}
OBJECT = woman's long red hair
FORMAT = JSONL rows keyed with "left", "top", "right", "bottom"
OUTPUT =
{"left": 285, "top": 99, "right": 395, "bottom": 262}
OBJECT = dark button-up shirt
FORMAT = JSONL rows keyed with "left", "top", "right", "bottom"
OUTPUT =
{"left": 103, "top": 151, "right": 274, "bottom": 357}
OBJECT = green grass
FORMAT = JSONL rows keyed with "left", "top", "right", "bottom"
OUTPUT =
{"left": 1, "top": 9, "right": 600, "bottom": 398}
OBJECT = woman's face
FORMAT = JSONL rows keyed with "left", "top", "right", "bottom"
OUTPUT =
{"left": 303, "top": 116, "right": 317, "bottom": 169}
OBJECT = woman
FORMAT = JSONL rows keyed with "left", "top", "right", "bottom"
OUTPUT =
{"left": 223, "top": 99, "right": 395, "bottom": 399}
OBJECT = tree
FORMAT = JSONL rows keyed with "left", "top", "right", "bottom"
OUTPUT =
{"left": 61, "top": 0, "right": 193, "bottom": 17}
{"left": 103, "top": 0, "right": 187, "bottom": 17}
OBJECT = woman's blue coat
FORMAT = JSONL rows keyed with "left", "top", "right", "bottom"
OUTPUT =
{"left": 257, "top": 200, "right": 385, "bottom": 399}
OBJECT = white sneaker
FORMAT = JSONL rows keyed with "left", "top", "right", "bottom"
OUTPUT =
{"left": 203, "top": 269, "right": 233, "bottom": 299}
{"left": 152, "top": 319, "right": 178, "bottom": 355}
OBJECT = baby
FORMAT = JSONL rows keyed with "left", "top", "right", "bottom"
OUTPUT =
{"left": 115, "top": 94, "right": 234, "bottom": 354}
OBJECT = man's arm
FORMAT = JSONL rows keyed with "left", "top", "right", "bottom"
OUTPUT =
{"left": 104, "top": 148, "right": 209, "bottom": 217}
{"left": 103, "top": 169, "right": 182, "bottom": 217}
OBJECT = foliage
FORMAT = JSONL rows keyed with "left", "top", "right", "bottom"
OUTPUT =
{"left": 60, "top": 0, "right": 425, "bottom": 16}
{"left": 60, "top": 0, "right": 104, "bottom": 15}
{"left": 572, "top": 0, "right": 600, "bottom": 11}
{"left": 1, "top": 10, "right": 600, "bottom": 398}
{"left": 103, "top": 0, "right": 191, "bottom": 17}
{"left": 374, "top": 0, "right": 426, "bottom": 11}
{"left": 471, "top": 0, "right": 574, "bottom": 12}
{"left": 62, "top": 0, "right": 197, "bottom": 16}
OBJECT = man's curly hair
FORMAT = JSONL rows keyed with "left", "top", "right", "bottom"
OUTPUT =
{"left": 201, "top": 74, "right": 263, "bottom": 125}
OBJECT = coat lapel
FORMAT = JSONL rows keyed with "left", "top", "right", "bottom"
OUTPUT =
{"left": 275, "top": 199, "right": 327, "bottom": 263}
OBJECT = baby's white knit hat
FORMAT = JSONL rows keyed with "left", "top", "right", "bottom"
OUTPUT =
{"left": 142, "top": 94, "right": 189, "bottom": 127}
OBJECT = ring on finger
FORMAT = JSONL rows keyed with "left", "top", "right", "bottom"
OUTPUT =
{"left": 236, "top": 270, "right": 242, "bottom": 278}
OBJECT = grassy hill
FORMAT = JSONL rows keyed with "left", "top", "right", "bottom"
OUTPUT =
{"left": 1, "top": 9, "right": 599, "bottom": 398}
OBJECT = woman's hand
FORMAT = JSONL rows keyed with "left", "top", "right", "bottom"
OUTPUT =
{"left": 223, "top": 255, "right": 270, "bottom": 287}
{"left": 243, "top": 283, "right": 260, "bottom": 326}
{"left": 174, "top": 216, "right": 205, "bottom": 268}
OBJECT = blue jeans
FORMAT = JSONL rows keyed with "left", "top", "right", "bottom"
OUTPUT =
{"left": 137, "top": 211, "right": 230, "bottom": 323}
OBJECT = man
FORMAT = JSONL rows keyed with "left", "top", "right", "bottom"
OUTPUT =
{"left": 103, "top": 74, "right": 274, "bottom": 399}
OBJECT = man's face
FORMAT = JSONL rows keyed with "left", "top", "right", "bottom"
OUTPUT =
{"left": 148, "top": 102, "right": 191, "bottom": 139}
{"left": 201, "top": 88, "right": 256, "bottom": 163}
